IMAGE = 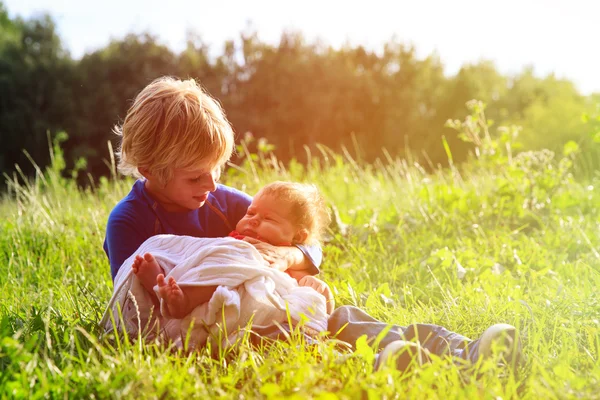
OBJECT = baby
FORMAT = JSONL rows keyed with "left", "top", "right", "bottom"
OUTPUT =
{"left": 132, "top": 181, "right": 333, "bottom": 318}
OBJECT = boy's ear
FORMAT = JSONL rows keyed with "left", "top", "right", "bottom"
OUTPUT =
{"left": 293, "top": 228, "right": 309, "bottom": 244}
{"left": 140, "top": 167, "right": 168, "bottom": 189}
{"left": 138, "top": 167, "right": 154, "bottom": 181}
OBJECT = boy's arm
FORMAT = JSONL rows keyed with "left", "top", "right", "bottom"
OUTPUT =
{"left": 104, "top": 216, "right": 149, "bottom": 280}
{"left": 286, "top": 268, "right": 312, "bottom": 281}
{"left": 298, "top": 276, "right": 335, "bottom": 314}
{"left": 294, "top": 242, "right": 322, "bottom": 274}
{"left": 242, "top": 239, "right": 321, "bottom": 274}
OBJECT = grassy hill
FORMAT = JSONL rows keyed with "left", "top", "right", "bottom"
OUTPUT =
{"left": 1, "top": 109, "right": 599, "bottom": 398}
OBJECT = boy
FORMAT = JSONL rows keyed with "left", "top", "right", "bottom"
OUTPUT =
{"left": 132, "top": 181, "right": 335, "bottom": 318}
{"left": 105, "top": 76, "right": 521, "bottom": 371}
{"left": 104, "top": 77, "right": 321, "bottom": 294}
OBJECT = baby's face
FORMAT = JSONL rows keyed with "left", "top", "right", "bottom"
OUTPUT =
{"left": 235, "top": 192, "right": 298, "bottom": 245}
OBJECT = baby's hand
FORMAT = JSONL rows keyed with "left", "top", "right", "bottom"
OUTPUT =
{"left": 242, "top": 237, "right": 289, "bottom": 271}
{"left": 298, "top": 276, "right": 335, "bottom": 314}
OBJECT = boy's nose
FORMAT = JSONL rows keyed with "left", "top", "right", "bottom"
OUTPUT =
{"left": 206, "top": 175, "right": 217, "bottom": 192}
{"left": 249, "top": 218, "right": 259, "bottom": 227}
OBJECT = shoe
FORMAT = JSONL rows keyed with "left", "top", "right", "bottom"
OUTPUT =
{"left": 478, "top": 323, "right": 522, "bottom": 367}
{"left": 375, "top": 340, "right": 432, "bottom": 371}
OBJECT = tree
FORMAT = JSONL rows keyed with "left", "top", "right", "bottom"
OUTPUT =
{"left": 64, "top": 34, "right": 179, "bottom": 177}
{"left": 0, "top": 10, "right": 74, "bottom": 178}
{"left": 500, "top": 70, "right": 588, "bottom": 152}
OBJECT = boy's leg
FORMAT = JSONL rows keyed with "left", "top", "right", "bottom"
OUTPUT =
{"left": 328, "top": 306, "right": 470, "bottom": 355}
{"left": 328, "top": 305, "right": 404, "bottom": 349}
{"left": 329, "top": 306, "right": 522, "bottom": 366}
{"left": 246, "top": 322, "right": 322, "bottom": 347}
{"left": 406, "top": 323, "right": 522, "bottom": 365}
{"left": 457, "top": 323, "right": 522, "bottom": 366}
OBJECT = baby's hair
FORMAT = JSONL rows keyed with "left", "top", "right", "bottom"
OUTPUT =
{"left": 258, "top": 181, "right": 331, "bottom": 244}
{"left": 114, "top": 76, "right": 234, "bottom": 185}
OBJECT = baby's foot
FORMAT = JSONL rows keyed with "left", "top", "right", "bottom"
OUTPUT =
{"left": 157, "top": 274, "right": 190, "bottom": 319}
{"left": 132, "top": 253, "right": 163, "bottom": 294}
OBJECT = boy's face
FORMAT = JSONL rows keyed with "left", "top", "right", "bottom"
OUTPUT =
{"left": 144, "top": 163, "right": 221, "bottom": 212}
{"left": 235, "top": 192, "right": 299, "bottom": 245}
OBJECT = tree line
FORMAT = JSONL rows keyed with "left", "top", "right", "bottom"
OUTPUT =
{"left": 1, "top": 2, "right": 598, "bottom": 184}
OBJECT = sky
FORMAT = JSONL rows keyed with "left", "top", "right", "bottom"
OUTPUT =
{"left": 5, "top": 0, "right": 600, "bottom": 95}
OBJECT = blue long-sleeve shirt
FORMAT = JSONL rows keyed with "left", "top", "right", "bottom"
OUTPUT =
{"left": 104, "top": 180, "right": 321, "bottom": 280}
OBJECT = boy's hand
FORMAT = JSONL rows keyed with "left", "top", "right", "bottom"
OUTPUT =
{"left": 298, "top": 276, "right": 335, "bottom": 314}
{"left": 242, "top": 238, "right": 302, "bottom": 272}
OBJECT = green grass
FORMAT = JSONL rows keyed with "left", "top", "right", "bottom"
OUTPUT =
{"left": 1, "top": 127, "right": 600, "bottom": 398}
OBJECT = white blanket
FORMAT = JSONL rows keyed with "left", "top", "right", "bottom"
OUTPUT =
{"left": 101, "top": 235, "right": 328, "bottom": 348}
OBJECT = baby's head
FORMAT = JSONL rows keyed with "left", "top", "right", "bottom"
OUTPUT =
{"left": 235, "top": 181, "right": 331, "bottom": 246}
{"left": 115, "top": 76, "right": 234, "bottom": 186}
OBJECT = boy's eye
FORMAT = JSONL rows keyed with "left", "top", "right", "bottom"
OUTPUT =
{"left": 189, "top": 175, "right": 204, "bottom": 182}
{"left": 189, "top": 171, "right": 218, "bottom": 184}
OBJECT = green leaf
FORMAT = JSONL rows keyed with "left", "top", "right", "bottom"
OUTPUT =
{"left": 354, "top": 334, "right": 376, "bottom": 364}
{"left": 581, "top": 113, "right": 589, "bottom": 123}
{"left": 260, "top": 383, "right": 281, "bottom": 398}
{"left": 563, "top": 141, "right": 579, "bottom": 156}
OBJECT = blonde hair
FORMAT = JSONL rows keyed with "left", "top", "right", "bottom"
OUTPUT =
{"left": 258, "top": 181, "right": 331, "bottom": 245}
{"left": 115, "top": 76, "right": 234, "bottom": 185}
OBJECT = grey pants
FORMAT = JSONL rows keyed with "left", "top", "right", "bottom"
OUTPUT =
{"left": 251, "top": 306, "right": 485, "bottom": 363}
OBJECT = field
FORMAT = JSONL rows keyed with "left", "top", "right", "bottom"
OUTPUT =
{"left": 1, "top": 112, "right": 599, "bottom": 399}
